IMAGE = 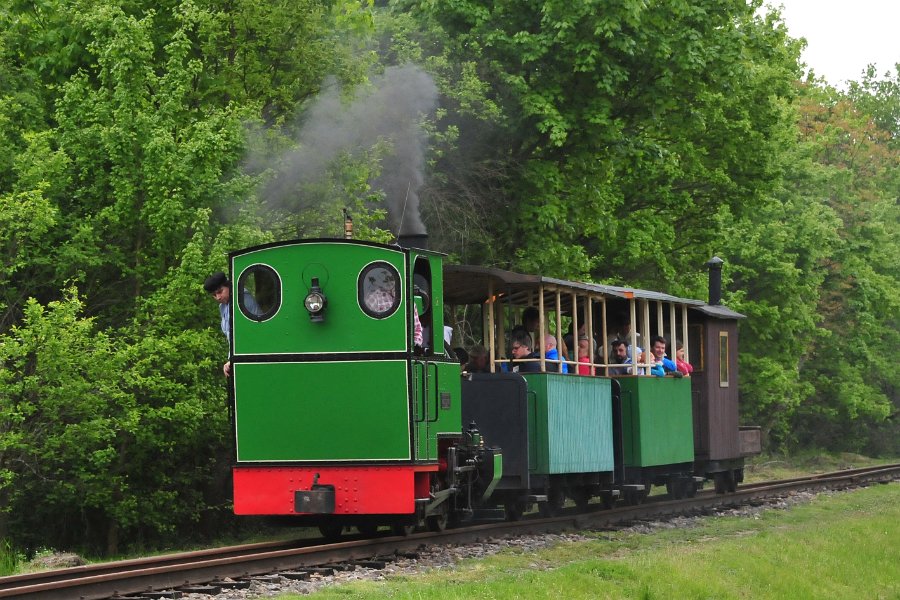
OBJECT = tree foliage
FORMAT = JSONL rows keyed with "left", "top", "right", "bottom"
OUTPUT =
{"left": 0, "top": 0, "right": 897, "bottom": 557}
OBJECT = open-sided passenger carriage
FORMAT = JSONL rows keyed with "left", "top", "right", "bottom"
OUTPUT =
{"left": 444, "top": 262, "right": 760, "bottom": 506}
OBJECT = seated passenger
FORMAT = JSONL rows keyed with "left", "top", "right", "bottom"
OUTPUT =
{"left": 649, "top": 335, "right": 678, "bottom": 377}
{"left": 465, "top": 344, "right": 491, "bottom": 373}
{"left": 544, "top": 334, "right": 568, "bottom": 373}
{"left": 633, "top": 347, "right": 648, "bottom": 376}
{"left": 453, "top": 347, "right": 469, "bottom": 368}
{"left": 675, "top": 341, "right": 694, "bottom": 376}
{"left": 522, "top": 307, "right": 570, "bottom": 366}
{"left": 510, "top": 332, "right": 541, "bottom": 373}
{"left": 577, "top": 335, "right": 594, "bottom": 375}
{"left": 608, "top": 339, "right": 631, "bottom": 375}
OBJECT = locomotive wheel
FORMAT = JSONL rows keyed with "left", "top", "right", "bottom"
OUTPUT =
{"left": 318, "top": 524, "right": 343, "bottom": 539}
{"left": 357, "top": 524, "right": 379, "bottom": 537}
{"left": 391, "top": 523, "right": 417, "bottom": 536}
{"left": 427, "top": 510, "right": 449, "bottom": 532}
{"left": 505, "top": 501, "right": 526, "bottom": 521}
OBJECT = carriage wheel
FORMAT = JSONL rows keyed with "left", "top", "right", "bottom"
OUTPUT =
{"left": 571, "top": 487, "right": 591, "bottom": 511}
{"left": 540, "top": 487, "right": 565, "bottom": 517}
{"left": 600, "top": 492, "right": 616, "bottom": 510}
{"left": 357, "top": 524, "right": 379, "bottom": 537}
{"left": 727, "top": 470, "right": 738, "bottom": 493}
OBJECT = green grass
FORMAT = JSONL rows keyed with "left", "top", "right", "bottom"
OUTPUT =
{"left": 293, "top": 482, "right": 900, "bottom": 599}
{"left": 0, "top": 539, "right": 23, "bottom": 576}
{"left": 742, "top": 451, "right": 896, "bottom": 483}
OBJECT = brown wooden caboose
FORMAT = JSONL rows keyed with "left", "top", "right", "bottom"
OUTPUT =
{"left": 689, "top": 257, "right": 761, "bottom": 493}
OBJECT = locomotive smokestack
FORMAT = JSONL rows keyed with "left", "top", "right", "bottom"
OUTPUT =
{"left": 397, "top": 233, "right": 428, "bottom": 249}
{"left": 707, "top": 256, "right": 724, "bottom": 305}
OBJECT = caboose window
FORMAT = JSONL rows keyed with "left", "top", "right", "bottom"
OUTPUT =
{"left": 719, "top": 331, "right": 729, "bottom": 387}
{"left": 359, "top": 262, "right": 401, "bottom": 319}
{"left": 237, "top": 264, "right": 281, "bottom": 322}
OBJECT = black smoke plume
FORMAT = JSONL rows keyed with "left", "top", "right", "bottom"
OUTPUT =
{"left": 253, "top": 65, "right": 438, "bottom": 236}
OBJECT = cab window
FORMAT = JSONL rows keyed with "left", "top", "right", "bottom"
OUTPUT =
{"left": 237, "top": 264, "right": 281, "bottom": 321}
{"left": 359, "top": 262, "right": 401, "bottom": 319}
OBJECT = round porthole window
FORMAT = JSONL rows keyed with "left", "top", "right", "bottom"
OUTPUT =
{"left": 237, "top": 264, "right": 281, "bottom": 322}
{"left": 359, "top": 262, "right": 401, "bottom": 319}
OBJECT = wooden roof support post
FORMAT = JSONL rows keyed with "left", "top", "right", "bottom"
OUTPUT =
{"left": 487, "top": 280, "right": 496, "bottom": 373}
{"left": 556, "top": 289, "right": 563, "bottom": 372}
{"left": 538, "top": 285, "right": 546, "bottom": 371}
{"left": 629, "top": 299, "right": 638, "bottom": 360}
{"left": 669, "top": 303, "right": 677, "bottom": 359}
{"left": 600, "top": 297, "right": 609, "bottom": 375}
{"left": 642, "top": 299, "right": 651, "bottom": 369}
{"left": 657, "top": 300, "right": 664, "bottom": 337}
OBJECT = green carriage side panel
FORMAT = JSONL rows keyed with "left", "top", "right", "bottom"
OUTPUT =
{"left": 617, "top": 377, "right": 694, "bottom": 467}
{"left": 233, "top": 361, "right": 411, "bottom": 462}
{"left": 231, "top": 242, "right": 408, "bottom": 356}
{"left": 522, "top": 374, "right": 614, "bottom": 475}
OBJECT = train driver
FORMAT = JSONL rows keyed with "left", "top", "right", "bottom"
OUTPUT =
{"left": 204, "top": 271, "right": 257, "bottom": 377}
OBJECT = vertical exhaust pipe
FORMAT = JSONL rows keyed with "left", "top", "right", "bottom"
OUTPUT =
{"left": 343, "top": 209, "right": 353, "bottom": 240}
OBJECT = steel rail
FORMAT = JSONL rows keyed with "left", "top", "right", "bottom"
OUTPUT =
{"left": 1, "top": 463, "right": 897, "bottom": 600}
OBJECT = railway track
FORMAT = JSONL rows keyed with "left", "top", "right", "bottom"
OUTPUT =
{"left": 2, "top": 463, "right": 897, "bottom": 600}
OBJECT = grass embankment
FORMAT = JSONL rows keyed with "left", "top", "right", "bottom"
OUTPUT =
{"left": 742, "top": 451, "right": 897, "bottom": 483}
{"left": 297, "top": 482, "right": 899, "bottom": 600}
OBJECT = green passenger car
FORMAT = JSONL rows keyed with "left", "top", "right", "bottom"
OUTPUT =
{"left": 616, "top": 376, "right": 694, "bottom": 469}
{"left": 522, "top": 374, "right": 614, "bottom": 475}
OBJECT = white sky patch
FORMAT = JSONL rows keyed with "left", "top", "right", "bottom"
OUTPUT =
{"left": 767, "top": 0, "right": 900, "bottom": 87}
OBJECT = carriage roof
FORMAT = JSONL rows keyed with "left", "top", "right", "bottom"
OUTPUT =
{"left": 443, "top": 264, "right": 743, "bottom": 319}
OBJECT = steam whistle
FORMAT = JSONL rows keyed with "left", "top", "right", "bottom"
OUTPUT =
{"left": 343, "top": 209, "right": 353, "bottom": 239}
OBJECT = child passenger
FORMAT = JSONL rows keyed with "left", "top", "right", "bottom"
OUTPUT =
{"left": 577, "top": 335, "right": 593, "bottom": 375}
{"left": 675, "top": 342, "right": 694, "bottom": 376}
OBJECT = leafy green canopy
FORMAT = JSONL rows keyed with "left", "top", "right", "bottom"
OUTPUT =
{"left": 0, "top": 0, "right": 381, "bottom": 554}
{"left": 401, "top": 0, "right": 802, "bottom": 286}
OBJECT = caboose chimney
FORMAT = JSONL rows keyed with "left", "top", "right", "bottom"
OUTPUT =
{"left": 706, "top": 256, "right": 724, "bottom": 305}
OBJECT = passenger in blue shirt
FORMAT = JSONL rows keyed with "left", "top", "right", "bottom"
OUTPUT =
{"left": 649, "top": 335, "right": 678, "bottom": 377}
{"left": 544, "top": 334, "right": 568, "bottom": 373}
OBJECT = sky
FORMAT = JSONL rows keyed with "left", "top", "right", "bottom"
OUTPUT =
{"left": 767, "top": 0, "right": 900, "bottom": 87}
